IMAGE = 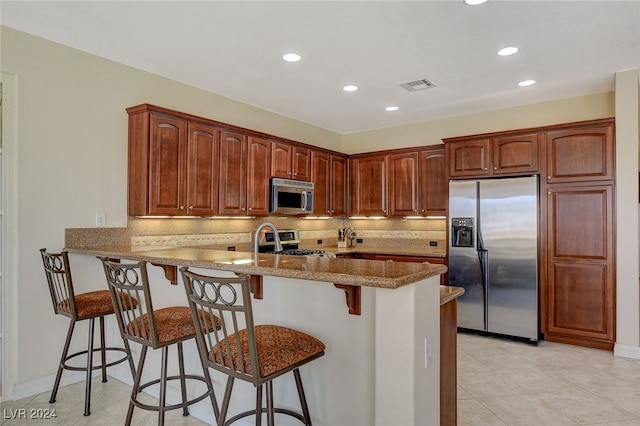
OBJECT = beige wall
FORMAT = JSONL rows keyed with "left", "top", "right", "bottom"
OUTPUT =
{"left": 2, "top": 24, "right": 639, "bottom": 400}
{"left": 342, "top": 92, "right": 614, "bottom": 153}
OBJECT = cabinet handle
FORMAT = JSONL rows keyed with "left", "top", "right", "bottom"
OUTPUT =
{"left": 484, "top": 167, "right": 488, "bottom": 171}
{"left": 188, "top": 206, "right": 193, "bottom": 210}
{"left": 548, "top": 176, "right": 551, "bottom": 180}
{"left": 248, "top": 207, "right": 252, "bottom": 211}
{"left": 494, "top": 167, "right": 497, "bottom": 170}
{"left": 179, "top": 205, "right": 184, "bottom": 210}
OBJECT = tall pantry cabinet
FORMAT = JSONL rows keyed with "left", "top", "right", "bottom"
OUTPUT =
{"left": 543, "top": 120, "right": 616, "bottom": 350}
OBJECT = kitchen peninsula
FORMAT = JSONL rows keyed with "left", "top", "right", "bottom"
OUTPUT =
{"left": 65, "top": 230, "right": 453, "bottom": 426}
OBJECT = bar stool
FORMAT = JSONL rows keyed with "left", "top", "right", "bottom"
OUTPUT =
{"left": 180, "top": 267, "right": 326, "bottom": 426}
{"left": 100, "top": 259, "right": 220, "bottom": 426}
{"left": 39, "top": 249, "right": 136, "bottom": 416}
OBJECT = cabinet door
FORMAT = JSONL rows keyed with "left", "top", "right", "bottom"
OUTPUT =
{"left": 546, "top": 184, "right": 615, "bottom": 348}
{"left": 389, "top": 152, "right": 419, "bottom": 217}
{"left": 546, "top": 123, "right": 614, "bottom": 183}
{"left": 312, "top": 151, "right": 331, "bottom": 215}
{"left": 330, "top": 155, "right": 348, "bottom": 217}
{"left": 292, "top": 146, "right": 312, "bottom": 181}
{"left": 186, "top": 123, "right": 219, "bottom": 216}
{"left": 492, "top": 133, "right": 539, "bottom": 175}
{"left": 349, "top": 155, "right": 388, "bottom": 216}
{"left": 148, "top": 114, "right": 187, "bottom": 215}
{"left": 446, "top": 139, "right": 491, "bottom": 178}
{"left": 271, "top": 141, "right": 292, "bottom": 179}
{"left": 246, "top": 137, "right": 271, "bottom": 216}
{"left": 419, "top": 148, "right": 447, "bottom": 216}
{"left": 218, "top": 130, "right": 247, "bottom": 215}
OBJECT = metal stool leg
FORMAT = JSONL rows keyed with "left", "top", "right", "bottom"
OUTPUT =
{"left": 266, "top": 381, "right": 275, "bottom": 426}
{"left": 50, "top": 320, "right": 75, "bottom": 404}
{"left": 177, "top": 343, "right": 189, "bottom": 417}
{"left": 256, "top": 385, "right": 263, "bottom": 426}
{"left": 99, "top": 316, "right": 107, "bottom": 383}
{"left": 218, "top": 376, "right": 234, "bottom": 426}
{"left": 84, "top": 318, "right": 95, "bottom": 416}
{"left": 126, "top": 345, "right": 147, "bottom": 426}
{"left": 158, "top": 346, "right": 169, "bottom": 426}
{"left": 294, "top": 368, "right": 312, "bottom": 426}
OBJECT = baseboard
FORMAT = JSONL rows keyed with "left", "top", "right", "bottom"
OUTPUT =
{"left": 12, "top": 370, "right": 88, "bottom": 401}
{"left": 614, "top": 343, "right": 640, "bottom": 360}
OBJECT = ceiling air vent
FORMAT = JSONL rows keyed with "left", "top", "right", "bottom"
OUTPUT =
{"left": 400, "top": 78, "right": 436, "bottom": 92}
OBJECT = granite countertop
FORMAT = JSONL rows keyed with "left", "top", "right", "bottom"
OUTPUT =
{"left": 66, "top": 245, "right": 447, "bottom": 289}
{"left": 320, "top": 246, "right": 446, "bottom": 258}
{"left": 440, "top": 285, "right": 465, "bottom": 305}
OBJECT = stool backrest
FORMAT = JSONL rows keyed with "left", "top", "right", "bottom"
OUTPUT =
{"left": 180, "top": 268, "right": 260, "bottom": 385}
{"left": 101, "top": 259, "right": 159, "bottom": 347}
{"left": 40, "top": 249, "right": 78, "bottom": 320}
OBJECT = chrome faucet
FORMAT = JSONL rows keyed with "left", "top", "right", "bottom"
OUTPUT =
{"left": 254, "top": 222, "right": 283, "bottom": 256}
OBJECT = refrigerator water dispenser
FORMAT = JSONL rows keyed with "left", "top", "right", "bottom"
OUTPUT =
{"left": 451, "top": 218, "right": 474, "bottom": 247}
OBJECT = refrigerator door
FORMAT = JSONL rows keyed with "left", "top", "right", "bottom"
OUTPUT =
{"left": 449, "top": 180, "right": 485, "bottom": 331}
{"left": 479, "top": 176, "right": 538, "bottom": 340}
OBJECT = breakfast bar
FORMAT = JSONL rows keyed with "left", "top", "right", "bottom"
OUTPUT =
{"left": 66, "top": 242, "right": 449, "bottom": 426}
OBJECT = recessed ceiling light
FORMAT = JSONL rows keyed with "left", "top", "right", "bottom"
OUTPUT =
{"left": 497, "top": 46, "right": 519, "bottom": 56}
{"left": 464, "top": 0, "right": 488, "bottom": 5}
{"left": 385, "top": 106, "right": 399, "bottom": 112}
{"left": 282, "top": 53, "right": 301, "bottom": 62}
{"left": 518, "top": 79, "right": 536, "bottom": 87}
{"left": 343, "top": 85, "right": 358, "bottom": 92}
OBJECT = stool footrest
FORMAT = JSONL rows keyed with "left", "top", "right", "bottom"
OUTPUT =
{"left": 132, "top": 374, "right": 214, "bottom": 413}
{"left": 61, "top": 346, "right": 130, "bottom": 372}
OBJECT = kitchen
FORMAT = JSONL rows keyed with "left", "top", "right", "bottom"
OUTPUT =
{"left": 1, "top": 1, "right": 640, "bottom": 425}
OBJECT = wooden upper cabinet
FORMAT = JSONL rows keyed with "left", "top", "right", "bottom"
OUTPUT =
{"left": 446, "top": 139, "right": 491, "bottom": 178}
{"left": 246, "top": 137, "right": 271, "bottom": 216}
{"left": 148, "top": 114, "right": 187, "bottom": 215}
{"left": 312, "top": 151, "right": 347, "bottom": 217}
{"left": 218, "top": 130, "right": 248, "bottom": 215}
{"left": 545, "top": 121, "right": 614, "bottom": 183}
{"left": 388, "top": 146, "right": 446, "bottom": 217}
{"left": 127, "top": 107, "right": 219, "bottom": 217}
{"left": 349, "top": 154, "right": 388, "bottom": 216}
{"left": 389, "top": 152, "right": 419, "bottom": 217}
{"left": 493, "top": 133, "right": 539, "bottom": 175}
{"left": 271, "top": 141, "right": 311, "bottom": 181}
{"left": 330, "top": 155, "right": 348, "bottom": 217}
{"left": 419, "top": 147, "right": 447, "bottom": 216}
{"left": 445, "top": 133, "right": 538, "bottom": 178}
{"left": 186, "top": 122, "right": 219, "bottom": 216}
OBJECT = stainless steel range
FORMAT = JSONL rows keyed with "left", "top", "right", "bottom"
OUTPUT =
{"left": 256, "top": 229, "right": 333, "bottom": 257}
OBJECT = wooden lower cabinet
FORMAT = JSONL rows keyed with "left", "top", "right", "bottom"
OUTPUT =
{"left": 440, "top": 299, "right": 457, "bottom": 426}
{"left": 545, "top": 184, "right": 615, "bottom": 349}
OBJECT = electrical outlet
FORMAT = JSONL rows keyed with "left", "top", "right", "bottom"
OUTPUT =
{"left": 356, "top": 238, "right": 363, "bottom": 244}
{"left": 425, "top": 337, "right": 433, "bottom": 368}
{"left": 95, "top": 212, "right": 106, "bottom": 227}
{"left": 317, "top": 239, "right": 323, "bottom": 245}
{"left": 429, "top": 241, "right": 438, "bottom": 247}
{"left": 227, "top": 246, "right": 236, "bottom": 251}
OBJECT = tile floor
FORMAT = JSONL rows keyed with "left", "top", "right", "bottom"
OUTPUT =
{"left": 457, "top": 332, "right": 640, "bottom": 425}
{"left": 2, "top": 333, "right": 640, "bottom": 425}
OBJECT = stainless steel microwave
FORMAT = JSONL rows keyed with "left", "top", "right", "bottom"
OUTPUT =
{"left": 270, "top": 178, "right": 314, "bottom": 215}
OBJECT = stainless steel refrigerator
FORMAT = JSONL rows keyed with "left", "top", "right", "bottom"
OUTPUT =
{"left": 448, "top": 176, "right": 539, "bottom": 342}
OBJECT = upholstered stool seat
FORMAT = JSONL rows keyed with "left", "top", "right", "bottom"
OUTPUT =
{"left": 40, "top": 249, "right": 137, "bottom": 417}
{"left": 101, "top": 259, "right": 220, "bottom": 426}
{"left": 181, "top": 268, "right": 326, "bottom": 426}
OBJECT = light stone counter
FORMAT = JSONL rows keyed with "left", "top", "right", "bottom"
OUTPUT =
{"left": 65, "top": 245, "right": 447, "bottom": 289}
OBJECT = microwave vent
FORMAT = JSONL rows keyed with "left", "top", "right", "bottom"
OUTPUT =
{"left": 400, "top": 78, "right": 436, "bottom": 92}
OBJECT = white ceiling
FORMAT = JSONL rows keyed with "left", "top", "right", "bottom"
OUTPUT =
{"left": 2, "top": 1, "right": 640, "bottom": 134}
